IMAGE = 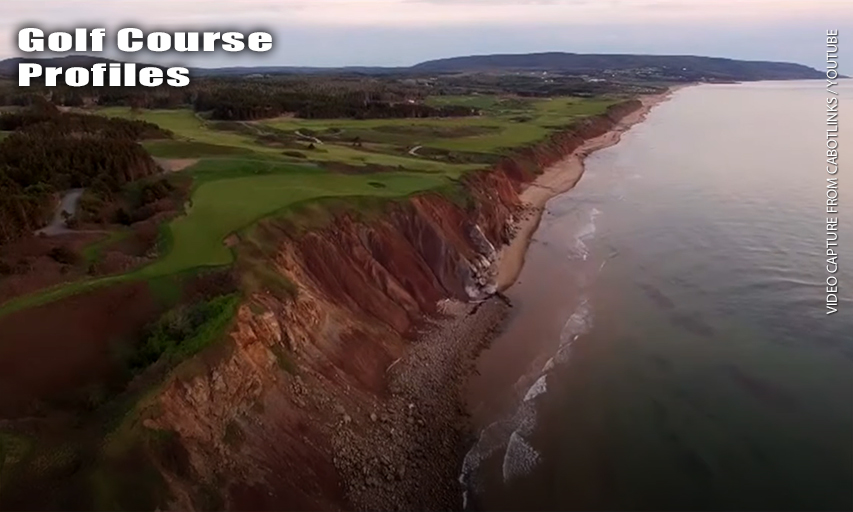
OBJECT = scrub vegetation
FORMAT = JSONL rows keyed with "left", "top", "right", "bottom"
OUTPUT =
{"left": 0, "top": 73, "right": 628, "bottom": 510}
{"left": 0, "top": 87, "right": 618, "bottom": 317}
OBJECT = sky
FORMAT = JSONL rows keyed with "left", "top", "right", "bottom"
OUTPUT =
{"left": 3, "top": 0, "right": 853, "bottom": 72}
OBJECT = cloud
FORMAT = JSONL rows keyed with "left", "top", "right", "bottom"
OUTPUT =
{"left": 4, "top": 0, "right": 851, "bottom": 29}
{"left": 1, "top": 0, "right": 850, "bottom": 69}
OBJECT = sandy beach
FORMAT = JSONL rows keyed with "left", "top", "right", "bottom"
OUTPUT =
{"left": 336, "top": 87, "right": 682, "bottom": 512}
{"left": 495, "top": 88, "right": 681, "bottom": 291}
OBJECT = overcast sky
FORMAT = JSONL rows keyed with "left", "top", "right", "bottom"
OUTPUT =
{"left": 3, "top": 0, "right": 852, "bottom": 71}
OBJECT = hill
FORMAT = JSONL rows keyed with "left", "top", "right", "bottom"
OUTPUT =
{"left": 0, "top": 55, "right": 161, "bottom": 78}
{"left": 192, "top": 52, "right": 826, "bottom": 81}
{"left": 0, "top": 52, "right": 827, "bottom": 82}
{"left": 191, "top": 65, "right": 402, "bottom": 76}
{"left": 410, "top": 52, "right": 825, "bottom": 81}
{"left": 0, "top": 55, "right": 396, "bottom": 79}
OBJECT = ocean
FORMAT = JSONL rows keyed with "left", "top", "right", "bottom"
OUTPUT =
{"left": 463, "top": 81, "right": 853, "bottom": 511}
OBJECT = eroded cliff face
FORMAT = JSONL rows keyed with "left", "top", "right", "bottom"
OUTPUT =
{"left": 144, "top": 100, "right": 642, "bottom": 511}
{"left": 465, "top": 99, "right": 641, "bottom": 242}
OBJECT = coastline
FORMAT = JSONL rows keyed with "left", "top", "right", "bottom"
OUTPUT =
{"left": 334, "top": 86, "right": 684, "bottom": 511}
{"left": 495, "top": 86, "right": 683, "bottom": 291}
{"left": 449, "top": 79, "right": 853, "bottom": 512}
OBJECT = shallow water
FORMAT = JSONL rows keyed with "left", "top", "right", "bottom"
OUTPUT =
{"left": 464, "top": 81, "right": 853, "bottom": 511}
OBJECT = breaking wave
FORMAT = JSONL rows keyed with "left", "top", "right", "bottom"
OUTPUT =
{"left": 460, "top": 204, "right": 604, "bottom": 509}
{"left": 524, "top": 375, "right": 548, "bottom": 402}
{"left": 503, "top": 432, "right": 542, "bottom": 481}
{"left": 460, "top": 295, "right": 595, "bottom": 508}
{"left": 569, "top": 207, "right": 601, "bottom": 260}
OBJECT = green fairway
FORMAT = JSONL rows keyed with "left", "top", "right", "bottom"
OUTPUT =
{"left": 0, "top": 165, "right": 456, "bottom": 317}
{"left": 141, "top": 169, "right": 451, "bottom": 276}
{"left": 263, "top": 95, "right": 616, "bottom": 155}
{"left": 142, "top": 139, "right": 257, "bottom": 158}
{"left": 81, "top": 229, "right": 132, "bottom": 266}
{"left": 0, "top": 94, "right": 620, "bottom": 316}
{"left": 98, "top": 107, "right": 481, "bottom": 173}
{"left": 97, "top": 108, "right": 283, "bottom": 157}
{"left": 99, "top": 95, "right": 616, "bottom": 170}
{"left": 425, "top": 95, "right": 519, "bottom": 112}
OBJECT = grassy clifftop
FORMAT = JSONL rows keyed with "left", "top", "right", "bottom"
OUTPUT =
{"left": 0, "top": 93, "right": 620, "bottom": 316}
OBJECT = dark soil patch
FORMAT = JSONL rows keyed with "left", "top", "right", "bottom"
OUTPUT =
{"left": 181, "top": 269, "right": 239, "bottom": 303}
{"left": 0, "top": 281, "right": 161, "bottom": 418}
{"left": 0, "top": 232, "right": 103, "bottom": 305}
{"left": 89, "top": 178, "right": 191, "bottom": 277}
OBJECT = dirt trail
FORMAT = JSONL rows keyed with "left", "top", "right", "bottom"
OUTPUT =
{"left": 494, "top": 88, "right": 682, "bottom": 291}
{"left": 35, "top": 189, "right": 85, "bottom": 237}
{"left": 296, "top": 130, "right": 324, "bottom": 145}
{"left": 408, "top": 145, "right": 423, "bottom": 156}
{"left": 154, "top": 158, "right": 199, "bottom": 173}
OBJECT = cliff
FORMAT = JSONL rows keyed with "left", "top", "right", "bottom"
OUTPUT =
{"left": 141, "top": 99, "right": 644, "bottom": 511}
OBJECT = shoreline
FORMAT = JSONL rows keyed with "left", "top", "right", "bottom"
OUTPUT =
{"left": 335, "top": 86, "right": 685, "bottom": 511}
{"left": 495, "top": 86, "right": 684, "bottom": 291}
{"left": 333, "top": 298, "right": 512, "bottom": 511}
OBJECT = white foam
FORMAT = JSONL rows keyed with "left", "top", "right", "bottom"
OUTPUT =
{"left": 524, "top": 375, "right": 548, "bottom": 402}
{"left": 460, "top": 241, "right": 600, "bottom": 504}
{"left": 567, "top": 208, "right": 601, "bottom": 261}
{"left": 459, "top": 418, "right": 514, "bottom": 503}
{"left": 581, "top": 208, "right": 601, "bottom": 238}
{"left": 502, "top": 432, "right": 541, "bottom": 482}
{"left": 459, "top": 400, "right": 543, "bottom": 503}
{"left": 516, "top": 402, "right": 538, "bottom": 436}
{"left": 571, "top": 238, "right": 590, "bottom": 260}
{"left": 461, "top": 419, "right": 512, "bottom": 473}
{"left": 554, "top": 342, "right": 573, "bottom": 364}
{"left": 559, "top": 299, "right": 593, "bottom": 347}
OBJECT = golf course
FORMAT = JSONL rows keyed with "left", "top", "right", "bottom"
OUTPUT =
{"left": 0, "top": 94, "right": 618, "bottom": 316}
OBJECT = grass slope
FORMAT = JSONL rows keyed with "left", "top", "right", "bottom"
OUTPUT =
{"left": 0, "top": 94, "right": 619, "bottom": 316}
{"left": 142, "top": 168, "right": 450, "bottom": 276}
{"left": 261, "top": 96, "right": 616, "bottom": 155}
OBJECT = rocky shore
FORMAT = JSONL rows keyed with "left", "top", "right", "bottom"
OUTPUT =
{"left": 331, "top": 298, "right": 510, "bottom": 511}
{"left": 139, "top": 88, "right": 682, "bottom": 512}
{"left": 322, "top": 88, "right": 681, "bottom": 511}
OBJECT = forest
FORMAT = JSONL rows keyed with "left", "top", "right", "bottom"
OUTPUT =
{"left": 0, "top": 68, "right": 642, "bottom": 122}
{"left": 0, "top": 76, "right": 479, "bottom": 120}
{"left": 0, "top": 102, "right": 168, "bottom": 244}
{"left": 0, "top": 66, "right": 654, "bottom": 248}
{"left": 192, "top": 86, "right": 478, "bottom": 120}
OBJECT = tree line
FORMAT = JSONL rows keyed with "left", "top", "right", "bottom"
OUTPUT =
{"left": 190, "top": 83, "right": 478, "bottom": 120}
{"left": 0, "top": 103, "right": 168, "bottom": 244}
{"left": 1, "top": 76, "right": 481, "bottom": 121}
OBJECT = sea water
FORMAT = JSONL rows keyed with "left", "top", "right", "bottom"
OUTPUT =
{"left": 464, "top": 81, "right": 853, "bottom": 511}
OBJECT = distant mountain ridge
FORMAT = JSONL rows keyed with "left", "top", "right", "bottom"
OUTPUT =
{"left": 411, "top": 52, "right": 825, "bottom": 80}
{"left": 0, "top": 55, "right": 393, "bottom": 78}
{"left": 0, "top": 52, "right": 828, "bottom": 81}
{"left": 0, "top": 55, "right": 165, "bottom": 78}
